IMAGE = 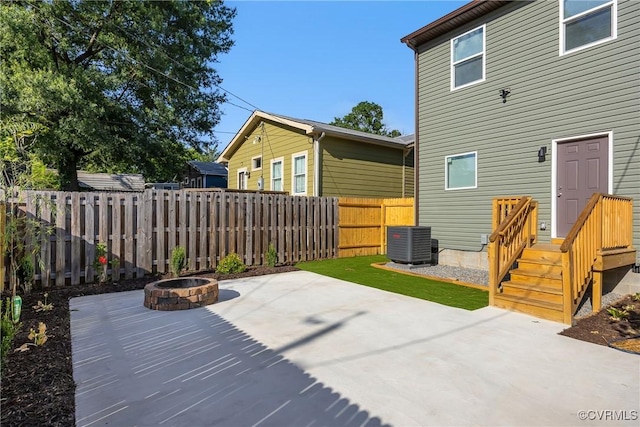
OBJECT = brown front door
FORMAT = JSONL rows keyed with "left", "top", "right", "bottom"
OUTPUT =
{"left": 556, "top": 136, "right": 608, "bottom": 237}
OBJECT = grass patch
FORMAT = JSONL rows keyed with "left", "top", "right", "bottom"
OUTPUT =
{"left": 296, "top": 255, "right": 488, "bottom": 310}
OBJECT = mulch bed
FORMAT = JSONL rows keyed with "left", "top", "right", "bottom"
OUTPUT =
{"left": 560, "top": 294, "right": 640, "bottom": 352}
{"left": 0, "top": 265, "right": 298, "bottom": 427}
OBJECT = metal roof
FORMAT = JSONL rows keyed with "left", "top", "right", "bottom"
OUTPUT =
{"left": 77, "top": 172, "right": 145, "bottom": 192}
{"left": 401, "top": 0, "right": 511, "bottom": 50}
{"left": 187, "top": 161, "right": 228, "bottom": 176}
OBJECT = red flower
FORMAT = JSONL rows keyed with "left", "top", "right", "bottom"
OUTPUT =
{"left": 98, "top": 256, "right": 107, "bottom": 265}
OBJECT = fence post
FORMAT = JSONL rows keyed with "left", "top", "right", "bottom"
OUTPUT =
{"left": 380, "top": 200, "right": 386, "bottom": 254}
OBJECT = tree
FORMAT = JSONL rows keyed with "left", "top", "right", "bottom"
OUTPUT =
{"left": 330, "top": 101, "right": 401, "bottom": 137}
{"left": 0, "top": 1, "right": 236, "bottom": 190}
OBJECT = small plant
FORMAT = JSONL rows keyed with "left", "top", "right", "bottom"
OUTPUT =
{"left": 28, "top": 322, "right": 48, "bottom": 346}
{"left": 216, "top": 253, "right": 246, "bottom": 274}
{"left": 607, "top": 307, "right": 629, "bottom": 321}
{"left": 1, "top": 298, "right": 21, "bottom": 364}
{"left": 633, "top": 292, "right": 640, "bottom": 302}
{"left": 32, "top": 292, "right": 53, "bottom": 312}
{"left": 171, "top": 246, "right": 187, "bottom": 277}
{"left": 266, "top": 243, "right": 277, "bottom": 268}
{"left": 622, "top": 304, "right": 635, "bottom": 312}
{"left": 18, "top": 257, "right": 35, "bottom": 293}
{"left": 94, "top": 242, "right": 109, "bottom": 283}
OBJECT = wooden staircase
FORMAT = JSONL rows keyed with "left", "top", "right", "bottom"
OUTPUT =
{"left": 493, "top": 243, "right": 564, "bottom": 322}
{"left": 489, "top": 194, "right": 636, "bottom": 324}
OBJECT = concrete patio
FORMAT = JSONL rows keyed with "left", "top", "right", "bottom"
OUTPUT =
{"left": 71, "top": 271, "right": 639, "bottom": 426}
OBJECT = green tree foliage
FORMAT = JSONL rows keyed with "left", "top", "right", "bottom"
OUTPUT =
{"left": 0, "top": 1, "right": 235, "bottom": 190}
{"left": 330, "top": 101, "right": 401, "bottom": 137}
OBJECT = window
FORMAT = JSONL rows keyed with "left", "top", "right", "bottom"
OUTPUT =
{"left": 445, "top": 152, "right": 477, "bottom": 190}
{"left": 252, "top": 156, "right": 262, "bottom": 170}
{"left": 238, "top": 168, "right": 248, "bottom": 190}
{"left": 451, "top": 25, "right": 485, "bottom": 90}
{"left": 291, "top": 151, "right": 307, "bottom": 195}
{"left": 197, "top": 177, "right": 202, "bottom": 188}
{"left": 561, "top": 0, "right": 616, "bottom": 54}
{"left": 271, "top": 158, "right": 283, "bottom": 191}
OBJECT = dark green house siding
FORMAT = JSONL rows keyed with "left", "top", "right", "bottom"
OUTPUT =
{"left": 414, "top": 0, "right": 639, "bottom": 259}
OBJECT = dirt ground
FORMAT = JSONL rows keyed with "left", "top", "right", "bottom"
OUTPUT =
{"left": 1, "top": 268, "right": 637, "bottom": 426}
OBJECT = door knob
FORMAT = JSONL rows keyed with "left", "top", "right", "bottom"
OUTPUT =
{"left": 557, "top": 192, "right": 562, "bottom": 197}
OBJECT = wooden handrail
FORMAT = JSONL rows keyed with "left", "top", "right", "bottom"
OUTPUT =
{"left": 560, "top": 193, "right": 601, "bottom": 252}
{"left": 489, "top": 197, "right": 529, "bottom": 243}
{"left": 560, "top": 193, "right": 633, "bottom": 252}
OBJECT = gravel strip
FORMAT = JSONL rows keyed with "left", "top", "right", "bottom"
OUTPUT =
{"left": 385, "top": 262, "right": 488, "bottom": 287}
{"left": 386, "top": 262, "right": 627, "bottom": 318}
{"left": 574, "top": 292, "right": 626, "bottom": 319}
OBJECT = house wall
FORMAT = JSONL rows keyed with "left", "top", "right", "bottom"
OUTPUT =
{"left": 320, "top": 136, "right": 411, "bottom": 198}
{"left": 415, "top": 0, "right": 640, "bottom": 266}
{"left": 204, "top": 175, "right": 227, "bottom": 189}
{"left": 226, "top": 122, "right": 314, "bottom": 194}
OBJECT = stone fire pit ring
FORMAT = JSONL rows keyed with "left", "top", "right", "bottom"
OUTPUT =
{"left": 144, "top": 277, "right": 219, "bottom": 311}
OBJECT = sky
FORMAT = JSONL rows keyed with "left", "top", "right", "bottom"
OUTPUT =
{"left": 212, "top": 0, "right": 467, "bottom": 150}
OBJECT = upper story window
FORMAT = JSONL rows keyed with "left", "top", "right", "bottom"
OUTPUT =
{"left": 451, "top": 25, "right": 485, "bottom": 90}
{"left": 252, "top": 155, "right": 262, "bottom": 170}
{"left": 561, "top": 0, "right": 616, "bottom": 55}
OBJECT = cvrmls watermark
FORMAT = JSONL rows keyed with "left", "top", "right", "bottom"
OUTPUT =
{"left": 577, "top": 410, "right": 638, "bottom": 421}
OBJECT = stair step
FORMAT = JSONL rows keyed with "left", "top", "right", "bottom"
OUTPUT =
{"left": 550, "top": 238, "right": 565, "bottom": 245}
{"left": 521, "top": 244, "right": 563, "bottom": 263}
{"left": 500, "top": 281, "right": 563, "bottom": 304}
{"left": 516, "top": 259, "right": 563, "bottom": 275}
{"left": 493, "top": 294, "right": 564, "bottom": 322}
{"left": 509, "top": 268, "right": 562, "bottom": 286}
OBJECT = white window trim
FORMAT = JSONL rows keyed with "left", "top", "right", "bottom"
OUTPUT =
{"left": 450, "top": 24, "right": 486, "bottom": 91}
{"left": 237, "top": 167, "right": 248, "bottom": 190}
{"left": 550, "top": 131, "right": 613, "bottom": 238}
{"left": 251, "top": 155, "right": 262, "bottom": 171}
{"left": 270, "top": 157, "right": 284, "bottom": 192}
{"left": 444, "top": 151, "right": 477, "bottom": 190}
{"left": 291, "top": 150, "right": 308, "bottom": 195}
{"left": 559, "top": 0, "right": 617, "bottom": 56}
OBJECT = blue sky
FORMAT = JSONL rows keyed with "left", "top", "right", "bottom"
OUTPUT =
{"left": 213, "top": 0, "right": 467, "bottom": 150}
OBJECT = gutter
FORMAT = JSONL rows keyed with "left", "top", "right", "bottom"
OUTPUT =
{"left": 413, "top": 50, "right": 420, "bottom": 225}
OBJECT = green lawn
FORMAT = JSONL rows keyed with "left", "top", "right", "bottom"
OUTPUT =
{"left": 296, "top": 255, "right": 488, "bottom": 310}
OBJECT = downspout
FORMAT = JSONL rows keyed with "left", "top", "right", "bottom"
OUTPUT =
{"left": 313, "top": 132, "right": 326, "bottom": 196}
{"left": 402, "top": 147, "right": 412, "bottom": 198}
{"left": 412, "top": 49, "right": 420, "bottom": 226}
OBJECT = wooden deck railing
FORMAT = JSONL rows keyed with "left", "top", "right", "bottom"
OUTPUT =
{"left": 488, "top": 196, "right": 538, "bottom": 303}
{"left": 560, "top": 193, "right": 634, "bottom": 323}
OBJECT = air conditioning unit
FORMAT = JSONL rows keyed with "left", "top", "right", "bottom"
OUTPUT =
{"left": 387, "top": 226, "right": 432, "bottom": 264}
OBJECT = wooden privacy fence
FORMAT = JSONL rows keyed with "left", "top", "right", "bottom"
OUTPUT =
{"left": 1, "top": 190, "right": 338, "bottom": 290}
{"left": 0, "top": 202, "right": 4, "bottom": 287}
{"left": 337, "top": 197, "right": 414, "bottom": 257}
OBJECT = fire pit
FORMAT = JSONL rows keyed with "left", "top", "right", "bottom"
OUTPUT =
{"left": 144, "top": 277, "right": 219, "bottom": 311}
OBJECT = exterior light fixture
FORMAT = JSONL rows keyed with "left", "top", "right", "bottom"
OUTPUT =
{"left": 538, "top": 146, "right": 547, "bottom": 163}
{"left": 499, "top": 88, "right": 511, "bottom": 103}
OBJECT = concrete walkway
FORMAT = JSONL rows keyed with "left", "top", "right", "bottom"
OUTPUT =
{"left": 71, "top": 271, "right": 639, "bottom": 427}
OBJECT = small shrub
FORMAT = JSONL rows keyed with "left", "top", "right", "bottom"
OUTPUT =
{"left": 633, "top": 292, "right": 640, "bottom": 302}
{"left": 28, "top": 322, "right": 48, "bottom": 346}
{"left": 266, "top": 243, "right": 277, "bottom": 268}
{"left": 607, "top": 307, "right": 629, "bottom": 321}
{"left": 1, "top": 298, "right": 21, "bottom": 364}
{"left": 216, "top": 253, "right": 246, "bottom": 274}
{"left": 171, "top": 246, "right": 187, "bottom": 277}
{"left": 32, "top": 293, "right": 53, "bottom": 312}
{"left": 19, "top": 257, "right": 35, "bottom": 292}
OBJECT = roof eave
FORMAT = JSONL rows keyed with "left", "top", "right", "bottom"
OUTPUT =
{"left": 217, "top": 111, "right": 314, "bottom": 163}
{"left": 401, "top": 0, "right": 511, "bottom": 49}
